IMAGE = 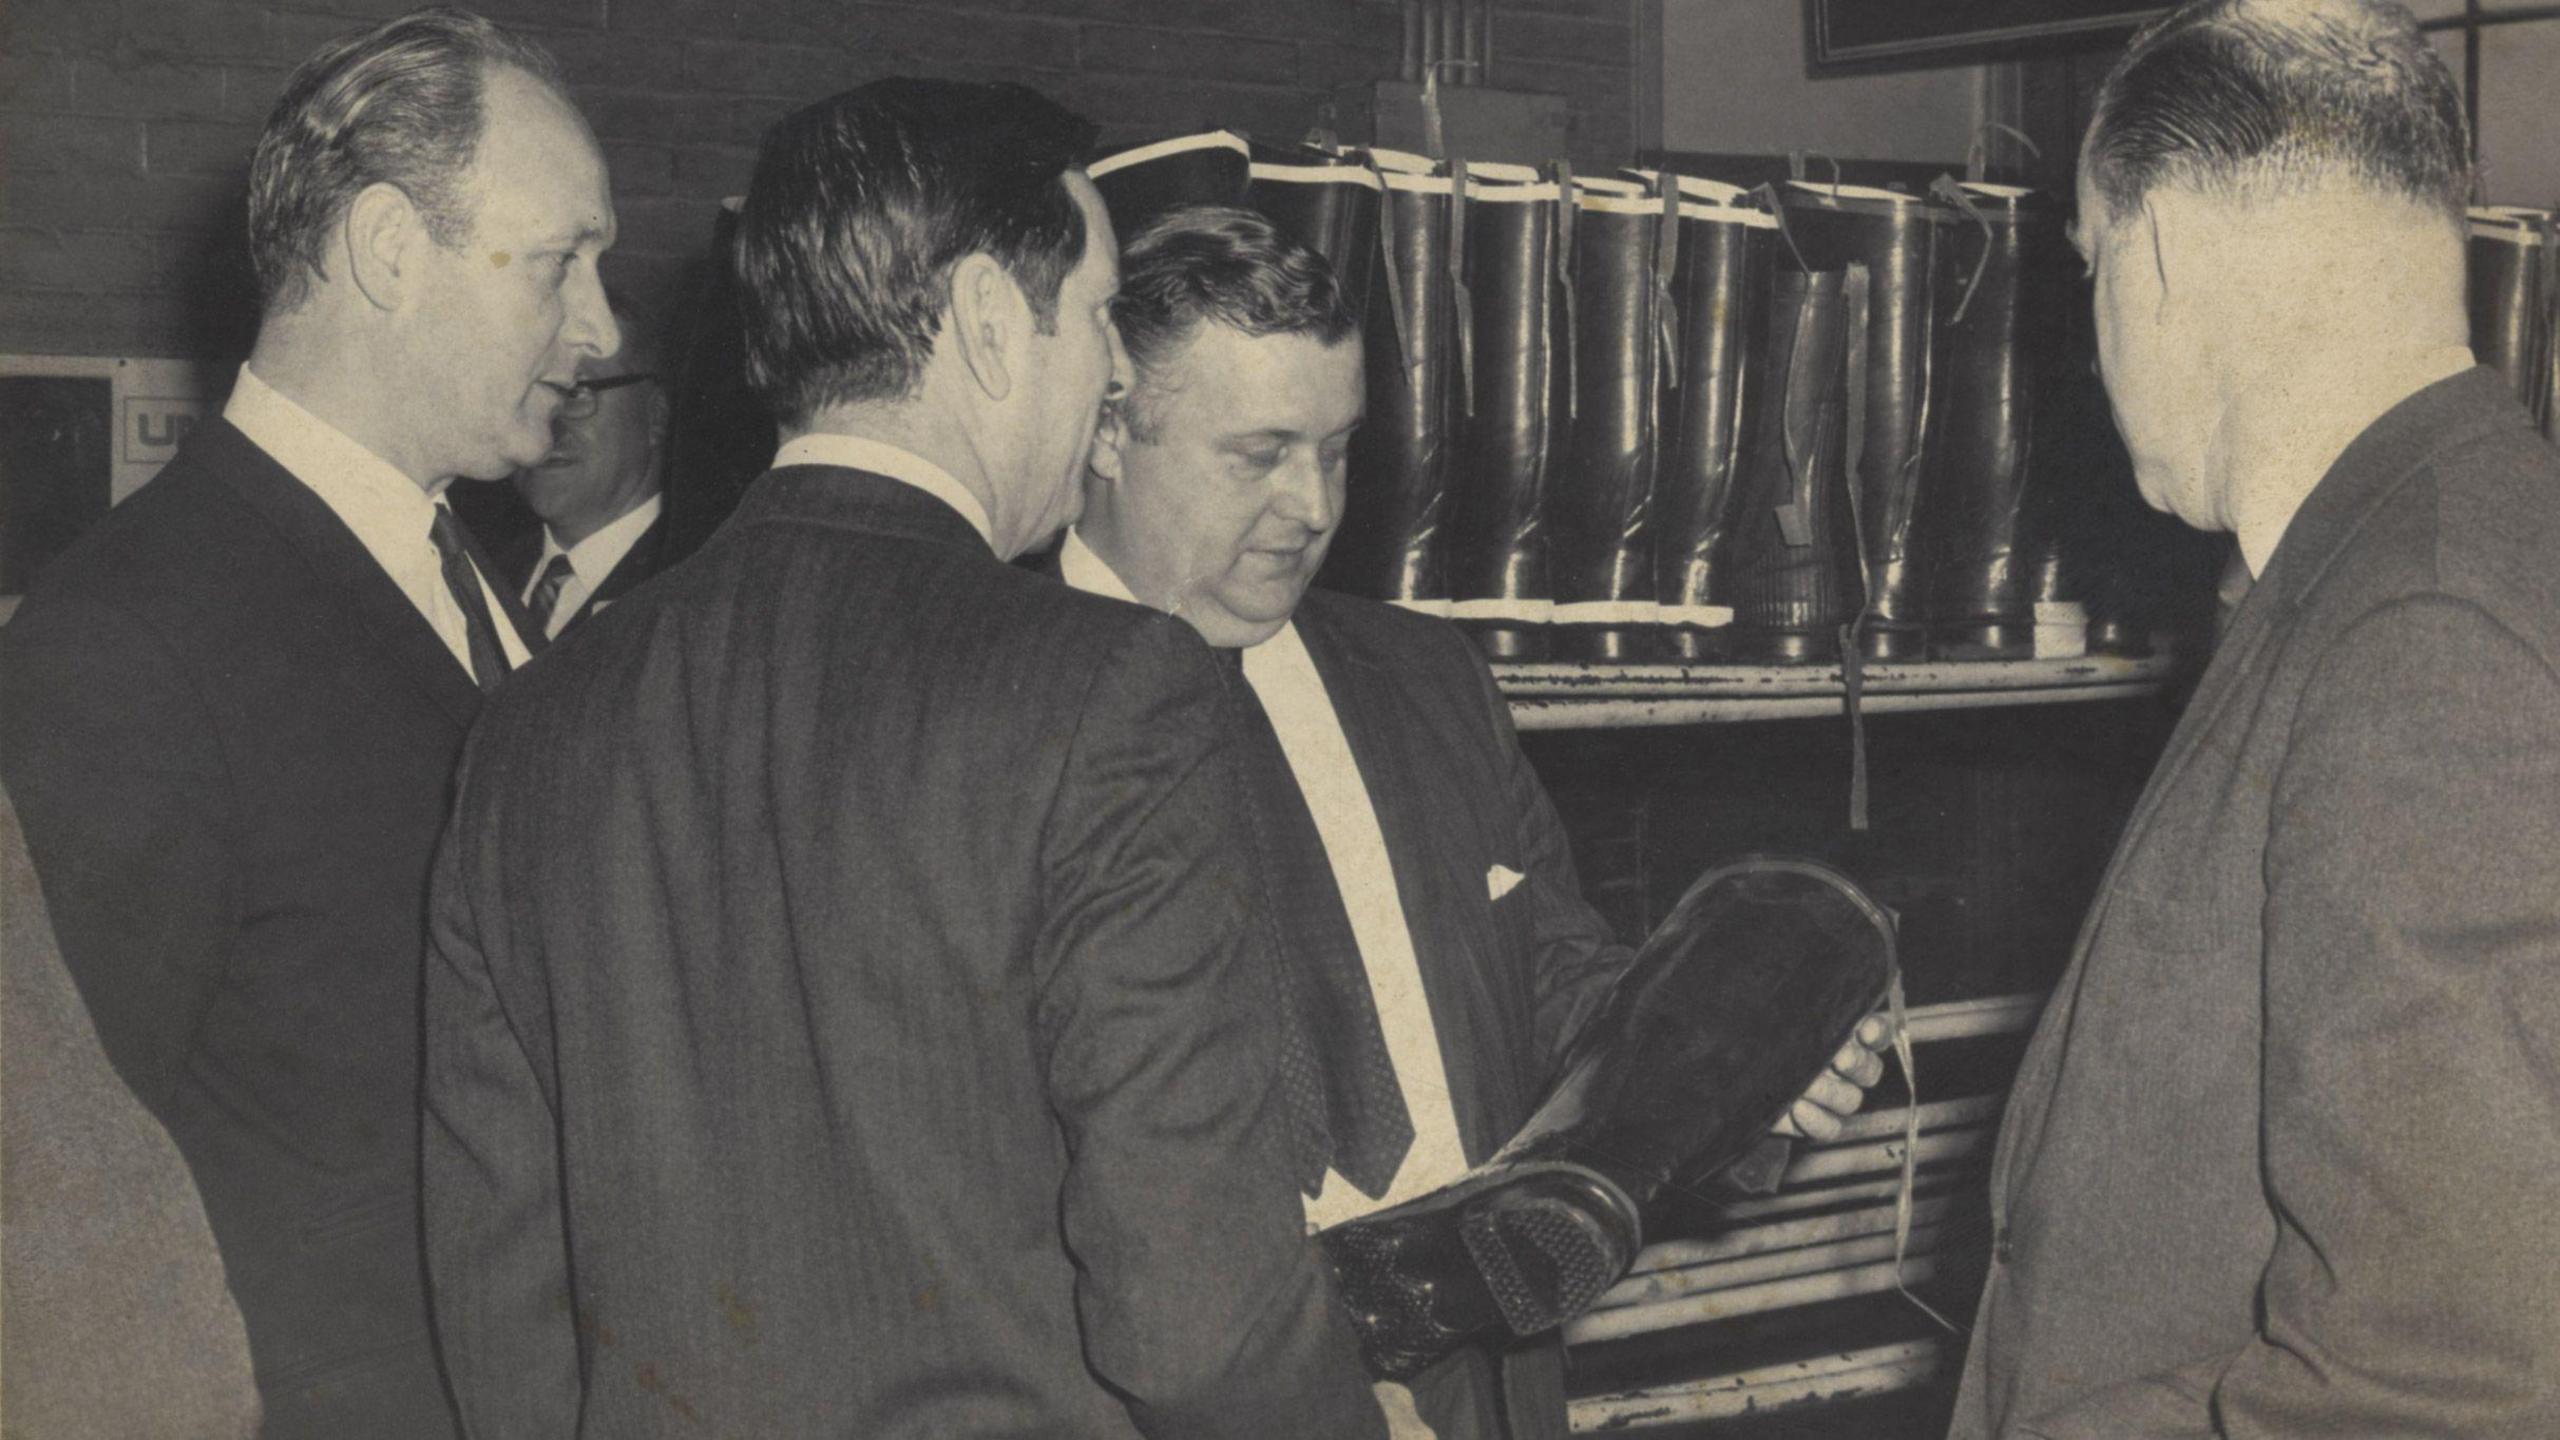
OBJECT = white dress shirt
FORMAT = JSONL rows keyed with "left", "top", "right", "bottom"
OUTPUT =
{"left": 523, "top": 492, "right": 662, "bottom": 640}
{"left": 771, "top": 432, "right": 995, "bottom": 549}
{"left": 224, "top": 366, "right": 531, "bottom": 680}
{"left": 1058, "top": 529, "right": 1472, "bottom": 1228}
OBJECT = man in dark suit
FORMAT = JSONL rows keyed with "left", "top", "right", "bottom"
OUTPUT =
{"left": 1064, "top": 206, "right": 1891, "bottom": 1440}
{"left": 1949, "top": 3, "right": 2560, "bottom": 1434}
{"left": 421, "top": 81, "right": 1388, "bottom": 1438}
{"left": 0, "top": 11, "right": 611, "bottom": 1435}
{"left": 498, "top": 285, "right": 669, "bottom": 641}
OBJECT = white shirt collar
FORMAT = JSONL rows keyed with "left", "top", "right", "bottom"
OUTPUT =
{"left": 1059, "top": 526, "right": 1140, "bottom": 604}
{"left": 771, "top": 432, "right": 994, "bottom": 549}
{"left": 1058, "top": 527, "right": 1303, "bottom": 668}
{"left": 222, "top": 364, "right": 530, "bottom": 671}
{"left": 226, "top": 364, "right": 440, "bottom": 546}
{"left": 537, "top": 491, "right": 662, "bottom": 593}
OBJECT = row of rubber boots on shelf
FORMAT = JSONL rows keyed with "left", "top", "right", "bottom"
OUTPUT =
{"left": 2468, "top": 205, "right": 2560, "bottom": 439}
{"left": 1090, "top": 131, "right": 2113, "bottom": 666}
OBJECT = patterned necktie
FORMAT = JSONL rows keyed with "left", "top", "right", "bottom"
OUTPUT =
{"left": 1217, "top": 649, "right": 1415, "bottom": 1199}
{"left": 528, "top": 552, "right": 577, "bottom": 638}
{"left": 427, "top": 507, "right": 510, "bottom": 694}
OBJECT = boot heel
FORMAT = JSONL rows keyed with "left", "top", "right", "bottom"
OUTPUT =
{"left": 1460, "top": 1169, "right": 1639, "bottom": 1335}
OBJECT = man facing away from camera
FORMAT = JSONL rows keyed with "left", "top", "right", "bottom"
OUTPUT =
{"left": 1062, "top": 204, "right": 1890, "bottom": 1440}
{"left": 420, "top": 81, "right": 1392, "bottom": 1438}
{"left": 0, "top": 10, "right": 608, "bottom": 1434}
{"left": 498, "top": 285, "right": 670, "bottom": 641}
{"left": 1952, "top": 1, "right": 2560, "bottom": 1434}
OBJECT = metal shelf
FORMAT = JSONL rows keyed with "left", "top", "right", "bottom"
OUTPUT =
{"left": 1497, "top": 653, "right": 2179, "bottom": 730}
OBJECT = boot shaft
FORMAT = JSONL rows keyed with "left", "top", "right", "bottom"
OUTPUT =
{"left": 1645, "top": 175, "right": 1777, "bottom": 662}
{"left": 1446, "top": 162, "right": 1564, "bottom": 660}
{"left": 1921, "top": 181, "right": 2058, "bottom": 658}
{"left": 1331, "top": 151, "right": 1462, "bottom": 606}
{"left": 1550, "top": 177, "right": 1668, "bottom": 661}
{"left": 1721, "top": 267, "right": 1859, "bottom": 662}
{"left": 1781, "top": 183, "right": 1953, "bottom": 659}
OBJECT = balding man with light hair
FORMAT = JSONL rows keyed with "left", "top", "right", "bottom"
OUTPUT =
{"left": 0, "top": 9, "right": 613, "bottom": 1432}
{"left": 1952, "top": 3, "right": 2560, "bottom": 1435}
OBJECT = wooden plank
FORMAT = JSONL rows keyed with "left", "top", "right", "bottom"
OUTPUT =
{"left": 1564, "top": 1256, "right": 1946, "bottom": 1343}
{"left": 1568, "top": 1340, "right": 1947, "bottom": 1431}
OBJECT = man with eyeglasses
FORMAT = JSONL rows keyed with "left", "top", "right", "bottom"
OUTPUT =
{"left": 501, "top": 288, "right": 668, "bottom": 640}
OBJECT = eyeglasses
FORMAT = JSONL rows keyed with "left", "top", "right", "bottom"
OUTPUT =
{"left": 559, "top": 372, "right": 657, "bottom": 418}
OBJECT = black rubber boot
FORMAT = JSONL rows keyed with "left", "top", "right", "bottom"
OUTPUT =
{"left": 1319, "top": 856, "right": 1896, "bottom": 1381}
{"left": 1549, "top": 177, "right": 1666, "bottom": 662}
{"left": 1086, "top": 129, "right": 1253, "bottom": 239}
{"left": 1324, "top": 151, "right": 1460, "bottom": 609}
{"left": 1781, "top": 183, "right": 1949, "bottom": 662}
{"left": 1644, "top": 175, "right": 1776, "bottom": 664}
{"left": 2466, "top": 206, "right": 2551, "bottom": 426}
{"left": 1922, "top": 182, "right": 2053, "bottom": 660}
{"left": 1248, "top": 147, "right": 1383, "bottom": 322}
{"left": 1446, "top": 162, "right": 1563, "bottom": 662}
{"left": 1719, "top": 269, "right": 1859, "bottom": 663}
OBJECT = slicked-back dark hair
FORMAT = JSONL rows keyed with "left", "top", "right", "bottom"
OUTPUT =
{"left": 248, "top": 7, "right": 562, "bottom": 314}
{"left": 733, "top": 79, "right": 1098, "bottom": 426}
{"left": 1114, "top": 206, "right": 1361, "bottom": 442}
{"left": 2084, "top": 0, "right": 2468, "bottom": 225}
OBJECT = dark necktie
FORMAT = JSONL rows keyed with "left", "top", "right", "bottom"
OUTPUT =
{"left": 528, "top": 552, "right": 577, "bottom": 638}
{"left": 1217, "top": 648, "right": 1415, "bottom": 1199}
{"left": 428, "top": 507, "right": 511, "bottom": 694}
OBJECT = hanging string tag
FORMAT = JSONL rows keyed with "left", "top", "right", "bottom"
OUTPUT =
{"left": 1554, "top": 159, "right": 1579, "bottom": 423}
{"left": 1759, "top": 181, "right": 1812, "bottom": 274}
{"left": 1421, "top": 59, "right": 1449, "bottom": 162}
{"left": 1964, "top": 120, "right": 2042, "bottom": 185}
{"left": 1653, "top": 180, "right": 1683, "bottom": 391}
{"left": 1838, "top": 262, "right": 1875, "bottom": 834}
{"left": 1884, "top": 963, "right": 1960, "bottom": 1333}
{"left": 1366, "top": 155, "right": 1417, "bottom": 387}
{"left": 1930, "top": 174, "right": 1996, "bottom": 328}
{"left": 1450, "top": 157, "right": 1475, "bottom": 418}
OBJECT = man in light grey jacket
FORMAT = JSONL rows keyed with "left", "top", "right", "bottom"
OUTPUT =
{"left": 1952, "top": 3, "right": 2560, "bottom": 1434}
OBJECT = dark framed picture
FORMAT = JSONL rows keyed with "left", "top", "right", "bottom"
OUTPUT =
{"left": 0, "top": 356, "right": 223, "bottom": 617}
{"left": 1804, "top": 0, "right": 2169, "bottom": 71}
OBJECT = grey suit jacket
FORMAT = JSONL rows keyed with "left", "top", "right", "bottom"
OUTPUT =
{"left": 423, "top": 466, "right": 1384, "bottom": 1439}
{"left": 1949, "top": 367, "right": 2560, "bottom": 1437}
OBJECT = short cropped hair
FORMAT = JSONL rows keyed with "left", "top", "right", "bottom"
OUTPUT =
{"left": 248, "top": 7, "right": 561, "bottom": 314}
{"left": 732, "top": 80, "right": 1097, "bottom": 427}
{"left": 1113, "top": 206, "right": 1361, "bottom": 443}
{"left": 2083, "top": 0, "right": 2469, "bottom": 224}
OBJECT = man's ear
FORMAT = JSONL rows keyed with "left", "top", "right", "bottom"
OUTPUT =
{"left": 646, "top": 387, "right": 674, "bottom": 454}
{"left": 947, "top": 252, "right": 1027, "bottom": 403}
{"left": 1088, "top": 389, "right": 1130, "bottom": 483}
{"left": 342, "top": 181, "right": 421, "bottom": 313}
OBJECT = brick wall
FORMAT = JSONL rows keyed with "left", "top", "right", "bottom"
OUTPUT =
{"left": 0, "top": 0, "right": 1637, "bottom": 360}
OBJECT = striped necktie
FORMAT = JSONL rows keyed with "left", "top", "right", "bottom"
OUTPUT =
{"left": 427, "top": 507, "right": 510, "bottom": 693}
{"left": 528, "top": 552, "right": 578, "bottom": 638}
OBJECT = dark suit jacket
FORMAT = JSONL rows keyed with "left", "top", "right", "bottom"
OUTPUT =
{"left": 2, "top": 781, "right": 260, "bottom": 1439}
{"left": 1949, "top": 368, "right": 2560, "bottom": 1437}
{"left": 1244, "top": 588, "right": 1632, "bottom": 1440}
{"left": 0, "top": 418, "right": 525, "bottom": 1438}
{"left": 491, "top": 505, "right": 667, "bottom": 638}
{"left": 422, "top": 465, "right": 1385, "bottom": 1439}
